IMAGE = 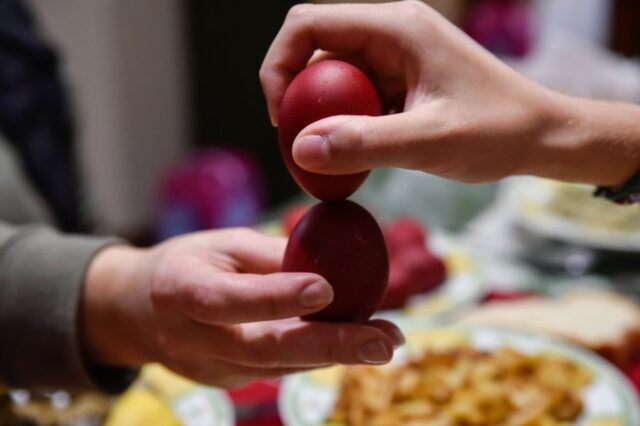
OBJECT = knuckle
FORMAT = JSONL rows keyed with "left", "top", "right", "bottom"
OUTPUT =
{"left": 149, "top": 272, "right": 171, "bottom": 311}
{"left": 149, "top": 285, "right": 165, "bottom": 311}
{"left": 148, "top": 252, "right": 184, "bottom": 309}
{"left": 401, "top": 0, "right": 429, "bottom": 16}
{"left": 156, "top": 332, "right": 182, "bottom": 358}
{"left": 185, "top": 285, "right": 224, "bottom": 322}
{"left": 360, "top": 118, "right": 379, "bottom": 147}
{"left": 340, "top": 118, "right": 377, "bottom": 168}
{"left": 320, "top": 328, "right": 343, "bottom": 364}
{"left": 227, "top": 227, "right": 270, "bottom": 257}
{"left": 286, "top": 3, "right": 314, "bottom": 23}
{"left": 337, "top": 119, "right": 365, "bottom": 152}
{"left": 258, "top": 67, "right": 269, "bottom": 85}
{"left": 229, "top": 227, "right": 261, "bottom": 245}
{"left": 251, "top": 333, "right": 282, "bottom": 368}
{"left": 263, "top": 291, "right": 282, "bottom": 320}
{"left": 152, "top": 271, "right": 225, "bottom": 324}
{"left": 237, "top": 226, "right": 260, "bottom": 239}
{"left": 396, "top": 0, "right": 434, "bottom": 34}
{"left": 333, "top": 327, "right": 348, "bottom": 363}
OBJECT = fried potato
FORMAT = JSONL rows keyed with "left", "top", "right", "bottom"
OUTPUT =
{"left": 327, "top": 347, "right": 592, "bottom": 426}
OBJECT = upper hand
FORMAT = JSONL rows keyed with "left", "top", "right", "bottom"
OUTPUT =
{"left": 260, "top": 1, "right": 558, "bottom": 183}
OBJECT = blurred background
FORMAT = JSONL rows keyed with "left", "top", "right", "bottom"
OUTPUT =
{"left": 3, "top": 1, "right": 640, "bottom": 424}
{"left": 1, "top": 0, "right": 639, "bottom": 243}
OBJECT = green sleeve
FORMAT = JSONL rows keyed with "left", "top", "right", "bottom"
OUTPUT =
{"left": 0, "top": 224, "right": 136, "bottom": 393}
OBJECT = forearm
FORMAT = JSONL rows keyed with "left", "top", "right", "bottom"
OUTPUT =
{"left": 527, "top": 92, "right": 640, "bottom": 186}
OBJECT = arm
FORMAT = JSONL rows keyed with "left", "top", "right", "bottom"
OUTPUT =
{"left": 0, "top": 224, "right": 128, "bottom": 392}
{"left": 0, "top": 225, "right": 402, "bottom": 391}
{"left": 526, "top": 96, "right": 640, "bottom": 186}
{"left": 260, "top": 1, "right": 640, "bottom": 187}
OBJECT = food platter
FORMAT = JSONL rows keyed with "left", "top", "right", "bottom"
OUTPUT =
{"left": 501, "top": 177, "right": 640, "bottom": 252}
{"left": 279, "top": 323, "right": 640, "bottom": 426}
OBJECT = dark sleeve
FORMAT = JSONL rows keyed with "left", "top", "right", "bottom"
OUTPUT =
{"left": 0, "top": 0, "right": 87, "bottom": 232}
{"left": 0, "top": 224, "right": 136, "bottom": 393}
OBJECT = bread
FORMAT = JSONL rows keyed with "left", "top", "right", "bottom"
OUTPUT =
{"left": 458, "top": 289, "right": 640, "bottom": 369}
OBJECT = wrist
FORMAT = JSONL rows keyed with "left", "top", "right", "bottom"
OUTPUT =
{"left": 83, "top": 245, "right": 153, "bottom": 368}
{"left": 524, "top": 91, "right": 640, "bottom": 186}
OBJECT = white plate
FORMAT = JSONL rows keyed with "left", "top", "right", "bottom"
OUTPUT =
{"left": 501, "top": 177, "right": 640, "bottom": 252}
{"left": 279, "top": 324, "right": 640, "bottom": 426}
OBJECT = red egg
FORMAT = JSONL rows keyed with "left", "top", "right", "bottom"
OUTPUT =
{"left": 283, "top": 200, "right": 389, "bottom": 323}
{"left": 278, "top": 60, "right": 382, "bottom": 200}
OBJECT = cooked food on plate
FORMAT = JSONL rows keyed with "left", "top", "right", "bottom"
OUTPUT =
{"left": 542, "top": 182, "right": 640, "bottom": 233}
{"left": 326, "top": 347, "right": 592, "bottom": 426}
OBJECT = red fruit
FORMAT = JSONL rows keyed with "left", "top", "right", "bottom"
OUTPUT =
{"left": 278, "top": 60, "right": 382, "bottom": 201}
{"left": 380, "top": 258, "right": 413, "bottom": 310}
{"left": 282, "top": 204, "right": 310, "bottom": 236}
{"left": 397, "top": 246, "right": 432, "bottom": 281}
{"left": 283, "top": 200, "right": 389, "bottom": 323}
{"left": 384, "top": 218, "right": 428, "bottom": 254}
{"left": 392, "top": 246, "right": 447, "bottom": 295}
{"left": 416, "top": 253, "right": 447, "bottom": 293}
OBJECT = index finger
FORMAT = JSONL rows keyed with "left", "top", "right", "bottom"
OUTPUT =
{"left": 259, "top": 3, "right": 393, "bottom": 126}
{"left": 173, "top": 271, "right": 333, "bottom": 324}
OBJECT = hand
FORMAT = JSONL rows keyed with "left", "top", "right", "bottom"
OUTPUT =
{"left": 260, "top": 1, "right": 640, "bottom": 186}
{"left": 82, "top": 228, "right": 403, "bottom": 389}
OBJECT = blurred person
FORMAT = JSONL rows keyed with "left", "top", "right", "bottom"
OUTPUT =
{"left": 0, "top": 0, "right": 87, "bottom": 232}
{"left": 261, "top": 1, "right": 640, "bottom": 202}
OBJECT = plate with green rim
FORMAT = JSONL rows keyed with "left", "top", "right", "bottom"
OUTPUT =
{"left": 278, "top": 323, "right": 640, "bottom": 426}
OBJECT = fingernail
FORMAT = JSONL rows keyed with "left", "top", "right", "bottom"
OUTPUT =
{"left": 299, "top": 280, "right": 333, "bottom": 309}
{"left": 389, "top": 327, "right": 405, "bottom": 348}
{"left": 294, "top": 135, "right": 330, "bottom": 168}
{"left": 359, "top": 340, "right": 391, "bottom": 364}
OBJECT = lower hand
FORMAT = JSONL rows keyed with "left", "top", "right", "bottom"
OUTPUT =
{"left": 82, "top": 228, "right": 403, "bottom": 388}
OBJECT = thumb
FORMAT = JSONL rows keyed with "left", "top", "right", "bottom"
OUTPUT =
{"left": 292, "top": 107, "right": 433, "bottom": 175}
